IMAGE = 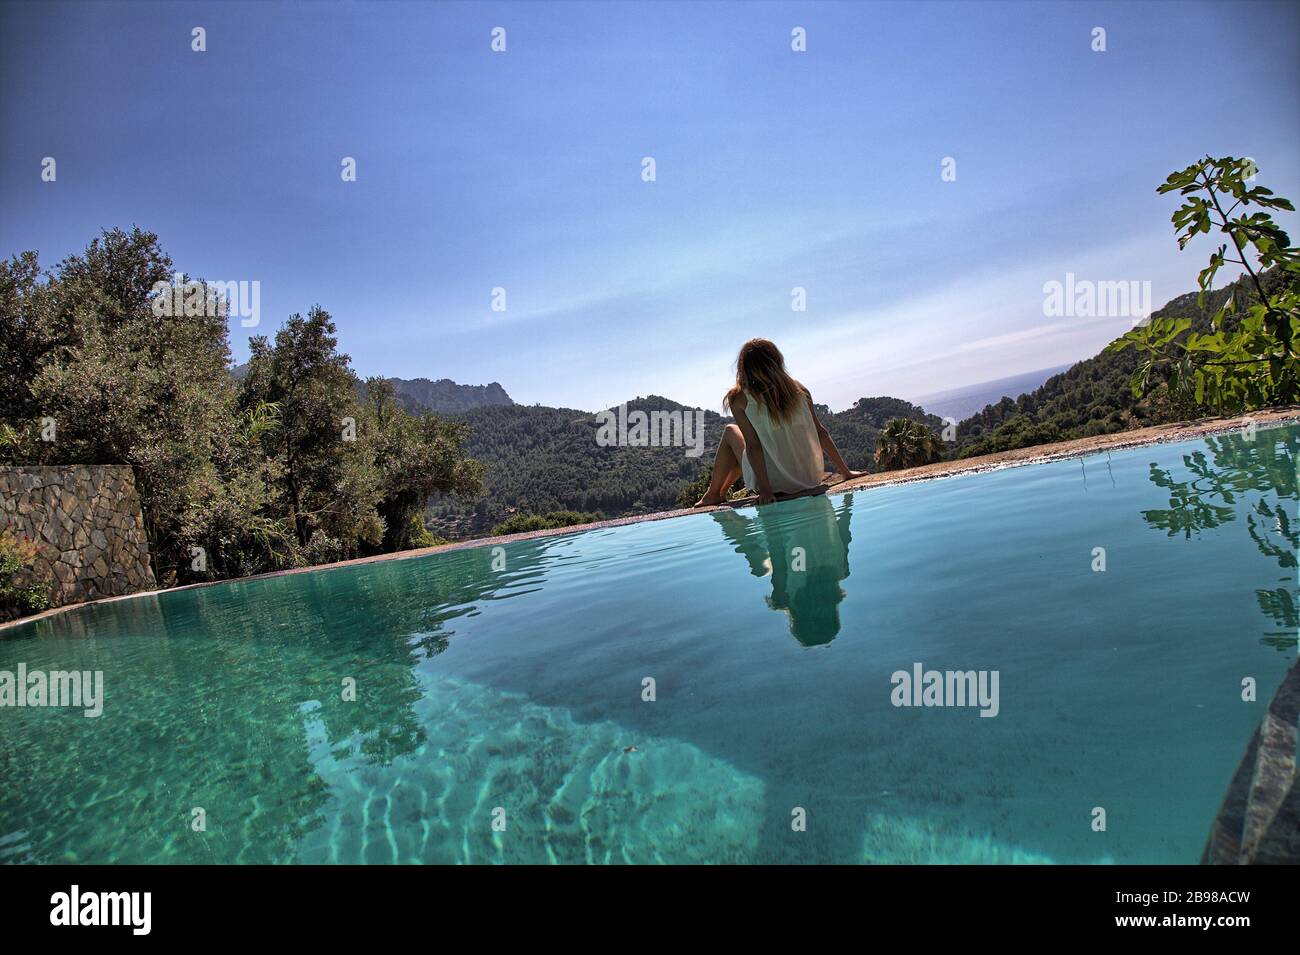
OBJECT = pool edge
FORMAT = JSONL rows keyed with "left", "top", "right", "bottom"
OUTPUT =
{"left": 4, "top": 406, "right": 1298, "bottom": 634}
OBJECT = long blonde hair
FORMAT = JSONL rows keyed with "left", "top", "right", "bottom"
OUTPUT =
{"left": 724, "top": 338, "right": 804, "bottom": 421}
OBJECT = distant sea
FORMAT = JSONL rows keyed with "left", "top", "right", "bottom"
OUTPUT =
{"left": 912, "top": 364, "right": 1074, "bottom": 422}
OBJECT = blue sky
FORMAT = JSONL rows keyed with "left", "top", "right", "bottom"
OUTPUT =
{"left": 2, "top": 0, "right": 1297, "bottom": 412}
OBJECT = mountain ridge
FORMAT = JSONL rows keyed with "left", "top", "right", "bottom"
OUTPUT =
{"left": 380, "top": 376, "right": 513, "bottom": 414}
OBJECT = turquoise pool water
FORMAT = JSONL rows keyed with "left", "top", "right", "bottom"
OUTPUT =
{"left": 1, "top": 425, "right": 1296, "bottom": 864}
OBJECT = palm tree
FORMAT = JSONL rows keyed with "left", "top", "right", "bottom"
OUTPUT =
{"left": 874, "top": 418, "right": 943, "bottom": 471}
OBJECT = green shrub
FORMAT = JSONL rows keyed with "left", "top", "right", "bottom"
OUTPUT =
{"left": 408, "top": 513, "right": 448, "bottom": 549}
{"left": 1110, "top": 155, "right": 1298, "bottom": 412}
{"left": 0, "top": 531, "right": 49, "bottom": 620}
{"left": 490, "top": 510, "right": 601, "bottom": 536}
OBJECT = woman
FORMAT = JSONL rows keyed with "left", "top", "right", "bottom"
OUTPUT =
{"left": 695, "top": 338, "right": 865, "bottom": 507}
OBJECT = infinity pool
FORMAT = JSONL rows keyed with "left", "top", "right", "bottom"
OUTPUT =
{"left": 1, "top": 424, "right": 1296, "bottom": 864}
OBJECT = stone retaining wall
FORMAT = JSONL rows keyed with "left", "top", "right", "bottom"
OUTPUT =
{"left": 1, "top": 465, "right": 156, "bottom": 610}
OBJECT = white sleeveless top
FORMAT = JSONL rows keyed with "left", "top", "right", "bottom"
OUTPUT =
{"left": 739, "top": 389, "right": 825, "bottom": 494}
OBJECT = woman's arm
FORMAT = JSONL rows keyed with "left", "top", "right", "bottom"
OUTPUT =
{"left": 732, "top": 396, "right": 777, "bottom": 505}
{"left": 804, "top": 392, "right": 866, "bottom": 481}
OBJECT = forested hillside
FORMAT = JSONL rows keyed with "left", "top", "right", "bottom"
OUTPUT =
{"left": 425, "top": 393, "right": 943, "bottom": 538}
{"left": 427, "top": 396, "right": 723, "bottom": 538}
{"left": 950, "top": 269, "right": 1285, "bottom": 458}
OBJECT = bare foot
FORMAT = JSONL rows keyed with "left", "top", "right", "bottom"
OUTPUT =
{"left": 693, "top": 492, "right": 725, "bottom": 507}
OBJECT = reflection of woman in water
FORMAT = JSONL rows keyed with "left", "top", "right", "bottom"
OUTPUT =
{"left": 711, "top": 495, "right": 854, "bottom": 647}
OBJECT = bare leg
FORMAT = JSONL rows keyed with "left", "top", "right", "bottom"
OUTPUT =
{"left": 695, "top": 425, "right": 745, "bottom": 507}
